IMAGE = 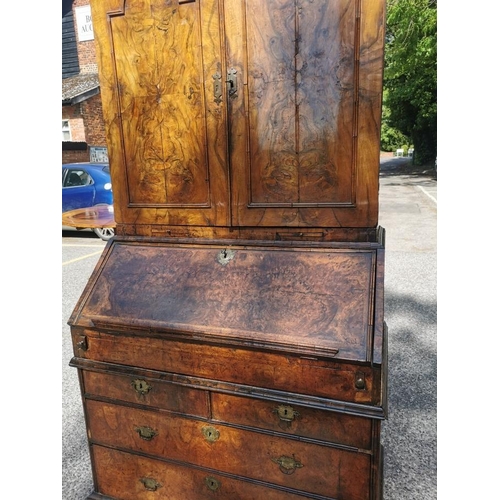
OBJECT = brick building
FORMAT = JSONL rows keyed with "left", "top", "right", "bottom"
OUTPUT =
{"left": 62, "top": 0, "right": 107, "bottom": 164}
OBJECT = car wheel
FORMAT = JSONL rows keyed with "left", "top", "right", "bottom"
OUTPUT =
{"left": 93, "top": 227, "right": 115, "bottom": 241}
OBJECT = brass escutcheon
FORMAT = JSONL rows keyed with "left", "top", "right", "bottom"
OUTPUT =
{"left": 135, "top": 426, "right": 157, "bottom": 441}
{"left": 139, "top": 477, "right": 162, "bottom": 491}
{"left": 202, "top": 426, "right": 220, "bottom": 443}
{"left": 212, "top": 71, "right": 222, "bottom": 105}
{"left": 205, "top": 476, "right": 221, "bottom": 491}
{"left": 272, "top": 455, "right": 303, "bottom": 475}
{"left": 227, "top": 68, "right": 238, "bottom": 97}
{"left": 217, "top": 248, "right": 236, "bottom": 266}
{"left": 273, "top": 404, "right": 300, "bottom": 423}
{"left": 131, "top": 379, "right": 152, "bottom": 395}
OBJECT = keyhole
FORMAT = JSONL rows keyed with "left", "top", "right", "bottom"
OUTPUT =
{"left": 132, "top": 379, "right": 152, "bottom": 395}
{"left": 275, "top": 404, "right": 299, "bottom": 424}
{"left": 202, "top": 426, "right": 220, "bottom": 442}
{"left": 217, "top": 249, "right": 235, "bottom": 266}
{"left": 205, "top": 476, "right": 220, "bottom": 491}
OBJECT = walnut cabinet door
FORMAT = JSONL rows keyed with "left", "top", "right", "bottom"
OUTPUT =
{"left": 225, "top": 0, "right": 385, "bottom": 228}
{"left": 92, "top": 0, "right": 384, "bottom": 230}
{"left": 91, "top": 0, "right": 230, "bottom": 227}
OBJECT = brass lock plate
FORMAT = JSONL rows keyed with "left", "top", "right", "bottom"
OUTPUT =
{"left": 274, "top": 404, "right": 300, "bottom": 422}
{"left": 205, "top": 476, "right": 220, "bottom": 491}
{"left": 213, "top": 72, "right": 222, "bottom": 105}
{"left": 202, "top": 426, "right": 220, "bottom": 443}
{"left": 131, "top": 379, "right": 152, "bottom": 395}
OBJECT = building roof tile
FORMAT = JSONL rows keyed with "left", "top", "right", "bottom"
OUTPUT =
{"left": 62, "top": 73, "right": 100, "bottom": 104}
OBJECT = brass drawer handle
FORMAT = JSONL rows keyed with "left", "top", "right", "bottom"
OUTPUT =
{"left": 131, "top": 379, "right": 152, "bottom": 395}
{"left": 272, "top": 455, "right": 303, "bottom": 475}
{"left": 355, "top": 372, "right": 366, "bottom": 390}
{"left": 205, "top": 476, "right": 220, "bottom": 491}
{"left": 135, "top": 426, "right": 157, "bottom": 441}
{"left": 273, "top": 404, "right": 300, "bottom": 423}
{"left": 202, "top": 426, "right": 220, "bottom": 443}
{"left": 140, "top": 477, "right": 162, "bottom": 491}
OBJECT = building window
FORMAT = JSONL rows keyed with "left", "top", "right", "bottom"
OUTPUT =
{"left": 62, "top": 120, "right": 71, "bottom": 141}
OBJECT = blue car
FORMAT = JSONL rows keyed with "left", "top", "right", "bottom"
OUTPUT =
{"left": 62, "top": 162, "right": 114, "bottom": 240}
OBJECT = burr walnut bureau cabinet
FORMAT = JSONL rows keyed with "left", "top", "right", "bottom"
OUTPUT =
{"left": 68, "top": 0, "right": 388, "bottom": 499}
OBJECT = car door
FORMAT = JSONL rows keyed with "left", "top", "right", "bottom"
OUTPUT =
{"left": 62, "top": 168, "right": 96, "bottom": 211}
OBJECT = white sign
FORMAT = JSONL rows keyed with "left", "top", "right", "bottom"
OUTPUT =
{"left": 90, "top": 147, "right": 109, "bottom": 163}
{"left": 75, "top": 5, "right": 94, "bottom": 42}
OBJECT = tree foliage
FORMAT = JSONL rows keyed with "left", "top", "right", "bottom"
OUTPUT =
{"left": 380, "top": 90, "right": 411, "bottom": 153}
{"left": 383, "top": 0, "right": 437, "bottom": 165}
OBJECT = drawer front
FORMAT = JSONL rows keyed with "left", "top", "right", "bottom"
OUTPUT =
{"left": 86, "top": 400, "right": 371, "bottom": 499}
{"left": 92, "top": 445, "right": 312, "bottom": 500}
{"left": 82, "top": 370, "right": 209, "bottom": 418}
{"left": 211, "top": 392, "right": 373, "bottom": 450}
{"left": 74, "top": 330, "right": 381, "bottom": 404}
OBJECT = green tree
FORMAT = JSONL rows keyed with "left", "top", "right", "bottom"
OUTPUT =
{"left": 383, "top": 0, "right": 437, "bottom": 165}
{"left": 380, "top": 90, "right": 411, "bottom": 152}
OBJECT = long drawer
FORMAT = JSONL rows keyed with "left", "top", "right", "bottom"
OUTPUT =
{"left": 73, "top": 329, "right": 383, "bottom": 406}
{"left": 86, "top": 400, "right": 373, "bottom": 499}
{"left": 91, "top": 445, "right": 318, "bottom": 500}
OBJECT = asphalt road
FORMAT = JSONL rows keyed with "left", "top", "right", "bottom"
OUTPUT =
{"left": 62, "top": 156, "right": 437, "bottom": 499}
{"left": 378, "top": 156, "right": 437, "bottom": 499}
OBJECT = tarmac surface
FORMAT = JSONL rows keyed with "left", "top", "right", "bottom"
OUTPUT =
{"left": 378, "top": 155, "right": 436, "bottom": 499}
{"left": 62, "top": 154, "right": 437, "bottom": 499}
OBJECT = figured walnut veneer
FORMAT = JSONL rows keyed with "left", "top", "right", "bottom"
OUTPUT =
{"left": 70, "top": 1, "right": 387, "bottom": 498}
{"left": 92, "top": 0, "right": 385, "bottom": 237}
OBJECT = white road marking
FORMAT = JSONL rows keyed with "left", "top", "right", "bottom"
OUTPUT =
{"left": 417, "top": 185, "right": 437, "bottom": 204}
{"left": 62, "top": 244, "right": 105, "bottom": 247}
{"left": 63, "top": 251, "right": 103, "bottom": 266}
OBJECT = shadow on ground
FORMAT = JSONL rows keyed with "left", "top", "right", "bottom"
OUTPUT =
{"left": 380, "top": 157, "right": 437, "bottom": 181}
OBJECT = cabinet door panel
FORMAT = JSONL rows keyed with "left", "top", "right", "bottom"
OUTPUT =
{"left": 92, "top": 0, "right": 229, "bottom": 226}
{"left": 226, "top": 0, "right": 384, "bottom": 228}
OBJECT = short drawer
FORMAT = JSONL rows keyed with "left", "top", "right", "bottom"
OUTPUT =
{"left": 92, "top": 445, "right": 309, "bottom": 500}
{"left": 86, "top": 400, "right": 372, "bottom": 499}
{"left": 82, "top": 370, "right": 209, "bottom": 418}
{"left": 211, "top": 392, "right": 373, "bottom": 450}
